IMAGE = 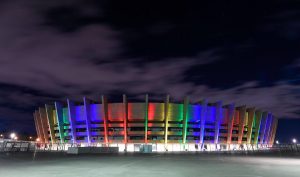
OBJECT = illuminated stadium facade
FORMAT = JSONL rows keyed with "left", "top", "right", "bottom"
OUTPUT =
{"left": 33, "top": 95, "right": 278, "bottom": 152}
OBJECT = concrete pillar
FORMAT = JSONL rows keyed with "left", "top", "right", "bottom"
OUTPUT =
{"left": 226, "top": 103, "right": 235, "bottom": 145}
{"left": 182, "top": 96, "right": 189, "bottom": 144}
{"left": 83, "top": 97, "right": 92, "bottom": 144}
{"left": 144, "top": 94, "right": 149, "bottom": 144}
{"left": 199, "top": 100, "right": 207, "bottom": 144}
{"left": 67, "top": 99, "right": 77, "bottom": 144}
{"left": 246, "top": 108, "right": 255, "bottom": 144}
{"left": 45, "top": 104, "right": 56, "bottom": 144}
{"left": 253, "top": 110, "right": 262, "bottom": 145}
{"left": 123, "top": 94, "right": 128, "bottom": 146}
{"left": 237, "top": 106, "right": 246, "bottom": 145}
{"left": 214, "top": 101, "right": 222, "bottom": 144}
{"left": 164, "top": 95, "right": 170, "bottom": 146}
{"left": 54, "top": 102, "right": 65, "bottom": 143}
{"left": 101, "top": 95, "right": 109, "bottom": 145}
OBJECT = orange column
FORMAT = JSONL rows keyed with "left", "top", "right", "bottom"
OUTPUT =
{"left": 101, "top": 95, "right": 109, "bottom": 145}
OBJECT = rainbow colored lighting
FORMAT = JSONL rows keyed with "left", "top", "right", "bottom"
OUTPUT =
{"left": 34, "top": 95, "right": 278, "bottom": 151}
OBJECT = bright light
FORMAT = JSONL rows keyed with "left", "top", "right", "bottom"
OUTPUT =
{"left": 10, "top": 133, "right": 16, "bottom": 139}
{"left": 29, "top": 136, "right": 32, "bottom": 140}
{"left": 14, "top": 136, "right": 18, "bottom": 140}
{"left": 36, "top": 138, "right": 40, "bottom": 142}
{"left": 0, "top": 134, "right": 3, "bottom": 137}
{"left": 292, "top": 138, "right": 297, "bottom": 144}
{"left": 276, "top": 140, "right": 279, "bottom": 144}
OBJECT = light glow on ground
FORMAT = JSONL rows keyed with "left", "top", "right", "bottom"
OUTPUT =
{"left": 0, "top": 153, "right": 299, "bottom": 177}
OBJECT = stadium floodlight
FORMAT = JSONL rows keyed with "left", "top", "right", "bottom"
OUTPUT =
{"left": 292, "top": 138, "right": 297, "bottom": 144}
{"left": 10, "top": 133, "right": 16, "bottom": 139}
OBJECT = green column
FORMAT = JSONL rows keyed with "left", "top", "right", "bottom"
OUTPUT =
{"left": 182, "top": 96, "right": 189, "bottom": 144}
{"left": 54, "top": 102, "right": 65, "bottom": 143}
{"left": 144, "top": 94, "right": 149, "bottom": 144}
{"left": 246, "top": 108, "right": 255, "bottom": 144}
{"left": 253, "top": 110, "right": 262, "bottom": 145}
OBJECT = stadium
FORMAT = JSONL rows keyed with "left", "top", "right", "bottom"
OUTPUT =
{"left": 33, "top": 95, "right": 278, "bottom": 152}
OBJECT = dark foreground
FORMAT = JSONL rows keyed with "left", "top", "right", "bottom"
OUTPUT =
{"left": 0, "top": 152, "right": 300, "bottom": 177}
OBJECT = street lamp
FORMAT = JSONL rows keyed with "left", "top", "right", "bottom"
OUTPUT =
{"left": 0, "top": 134, "right": 3, "bottom": 138}
{"left": 14, "top": 136, "right": 18, "bottom": 140}
{"left": 10, "top": 133, "right": 16, "bottom": 139}
{"left": 292, "top": 138, "right": 297, "bottom": 144}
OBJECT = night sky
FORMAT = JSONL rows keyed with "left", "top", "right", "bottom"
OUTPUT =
{"left": 0, "top": 0, "right": 299, "bottom": 143}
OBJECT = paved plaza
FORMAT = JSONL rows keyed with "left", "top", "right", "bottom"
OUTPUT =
{"left": 0, "top": 152, "right": 299, "bottom": 177}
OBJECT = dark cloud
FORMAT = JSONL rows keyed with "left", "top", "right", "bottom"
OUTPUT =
{"left": 0, "top": 0, "right": 300, "bottom": 137}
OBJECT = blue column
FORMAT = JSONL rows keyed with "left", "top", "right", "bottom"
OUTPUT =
{"left": 264, "top": 113, "right": 272, "bottom": 144}
{"left": 214, "top": 101, "right": 222, "bottom": 144}
{"left": 259, "top": 112, "right": 268, "bottom": 144}
{"left": 67, "top": 99, "right": 77, "bottom": 144}
{"left": 83, "top": 97, "right": 92, "bottom": 144}
{"left": 199, "top": 100, "right": 207, "bottom": 145}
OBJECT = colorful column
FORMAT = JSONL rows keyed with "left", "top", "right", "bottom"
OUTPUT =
{"left": 269, "top": 117, "right": 278, "bottom": 146}
{"left": 83, "top": 97, "right": 92, "bottom": 144}
{"left": 182, "top": 96, "right": 189, "bottom": 144}
{"left": 259, "top": 112, "right": 268, "bottom": 144}
{"left": 264, "top": 113, "right": 273, "bottom": 144}
{"left": 164, "top": 95, "right": 170, "bottom": 146}
{"left": 237, "top": 106, "right": 246, "bottom": 144}
{"left": 36, "top": 110, "right": 45, "bottom": 143}
{"left": 67, "top": 99, "right": 77, "bottom": 144}
{"left": 39, "top": 108, "right": 50, "bottom": 143}
{"left": 246, "top": 108, "right": 255, "bottom": 144}
{"left": 253, "top": 110, "right": 262, "bottom": 145}
{"left": 214, "top": 101, "right": 222, "bottom": 144}
{"left": 226, "top": 103, "right": 235, "bottom": 145}
{"left": 54, "top": 102, "right": 65, "bottom": 143}
{"left": 144, "top": 94, "right": 149, "bottom": 144}
{"left": 45, "top": 104, "right": 56, "bottom": 144}
{"left": 33, "top": 111, "right": 42, "bottom": 142}
{"left": 101, "top": 95, "right": 109, "bottom": 145}
{"left": 199, "top": 100, "right": 207, "bottom": 144}
{"left": 123, "top": 94, "right": 128, "bottom": 145}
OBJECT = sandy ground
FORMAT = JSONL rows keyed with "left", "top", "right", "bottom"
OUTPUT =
{"left": 0, "top": 152, "right": 299, "bottom": 177}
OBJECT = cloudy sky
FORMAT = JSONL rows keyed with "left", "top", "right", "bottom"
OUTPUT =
{"left": 0, "top": 0, "right": 299, "bottom": 141}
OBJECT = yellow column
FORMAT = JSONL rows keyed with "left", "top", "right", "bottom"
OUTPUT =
{"left": 253, "top": 110, "right": 262, "bottom": 145}
{"left": 164, "top": 95, "right": 170, "bottom": 147}
{"left": 246, "top": 108, "right": 255, "bottom": 144}
{"left": 237, "top": 106, "right": 246, "bottom": 145}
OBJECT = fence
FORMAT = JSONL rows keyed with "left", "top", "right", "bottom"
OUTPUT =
{"left": 1, "top": 139, "right": 299, "bottom": 153}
